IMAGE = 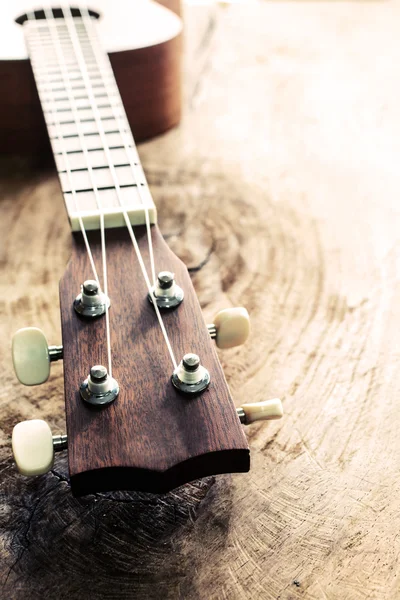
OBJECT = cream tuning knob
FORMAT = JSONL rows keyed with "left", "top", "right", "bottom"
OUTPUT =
{"left": 12, "top": 419, "right": 67, "bottom": 477}
{"left": 237, "top": 398, "right": 283, "bottom": 425}
{"left": 208, "top": 307, "right": 250, "bottom": 349}
{"left": 12, "top": 327, "right": 63, "bottom": 386}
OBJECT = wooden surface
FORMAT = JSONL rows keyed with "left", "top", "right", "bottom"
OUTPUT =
{"left": 60, "top": 226, "right": 248, "bottom": 495}
{"left": 1, "top": 0, "right": 400, "bottom": 598}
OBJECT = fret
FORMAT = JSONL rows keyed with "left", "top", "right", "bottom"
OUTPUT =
{"left": 42, "top": 92, "right": 119, "bottom": 106}
{"left": 50, "top": 132, "right": 129, "bottom": 153}
{"left": 39, "top": 90, "right": 119, "bottom": 111}
{"left": 33, "top": 65, "right": 102, "bottom": 76}
{"left": 50, "top": 127, "right": 128, "bottom": 139}
{"left": 34, "top": 53, "right": 97, "bottom": 62}
{"left": 59, "top": 165, "right": 146, "bottom": 192}
{"left": 32, "top": 42, "right": 95, "bottom": 51}
{"left": 64, "top": 185, "right": 153, "bottom": 209}
{"left": 37, "top": 80, "right": 118, "bottom": 94}
{"left": 44, "top": 101, "right": 120, "bottom": 113}
{"left": 43, "top": 98, "right": 92, "bottom": 111}
{"left": 24, "top": 15, "right": 157, "bottom": 231}
{"left": 47, "top": 117, "right": 125, "bottom": 137}
{"left": 38, "top": 72, "right": 104, "bottom": 82}
{"left": 47, "top": 115, "right": 122, "bottom": 127}
{"left": 54, "top": 147, "right": 139, "bottom": 171}
{"left": 62, "top": 183, "right": 146, "bottom": 195}
{"left": 38, "top": 82, "right": 112, "bottom": 93}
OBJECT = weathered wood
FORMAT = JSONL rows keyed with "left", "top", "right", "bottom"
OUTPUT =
{"left": 60, "top": 226, "right": 249, "bottom": 495}
{"left": 2, "top": 1, "right": 400, "bottom": 598}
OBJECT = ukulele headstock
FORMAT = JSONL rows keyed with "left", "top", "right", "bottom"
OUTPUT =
{"left": 9, "top": 3, "right": 283, "bottom": 495}
{"left": 11, "top": 223, "right": 283, "bottom": 494}
{"left": 58, "top": 224, "right": 251, "bottom": 495}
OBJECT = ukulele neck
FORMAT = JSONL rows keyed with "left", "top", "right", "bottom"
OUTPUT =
{"left": 23, "top": 9, "right": 157, "bottom": 231}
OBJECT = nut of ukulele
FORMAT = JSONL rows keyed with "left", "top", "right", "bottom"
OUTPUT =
{"left": 12, "top": 419, "right": 67, "bottom": 476}
{"left": 237, "top": 398, "right": 283, "bottom": 425}
{"left": 12, "top": 327, "right": 63, "bottom": 385}
{"left": 208, "top": 307, "right": 250, "bottom": 349}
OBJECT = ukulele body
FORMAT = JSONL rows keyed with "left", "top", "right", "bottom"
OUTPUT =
{"left": 0, "top": 0, "right": 182, "bottom": 157}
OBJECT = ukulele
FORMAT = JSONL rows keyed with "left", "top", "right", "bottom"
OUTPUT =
{"left": 7, "top": 2, "right": 283, "bottom": 496}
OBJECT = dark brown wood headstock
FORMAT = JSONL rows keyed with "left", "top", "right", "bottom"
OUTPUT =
{"left": 59, "top": 225, "right": 250, "bottom": 496}
{"left": 8, "top": 5, "right": 254, "bottom": 495}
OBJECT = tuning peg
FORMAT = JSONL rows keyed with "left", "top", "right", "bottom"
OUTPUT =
{"left": 74, "top": 279, "right": 110, "bottom": 318}
{"left": 148, "top": 271, "right": 184, "bottom": 309}
{"left": 12, "top": 419, "right": 67, "bottom": 476}
{"left": 12, "top": 327, "right": 63, "bottom": 386}
{"left": 237, "top": 398, "right": 283, "bottom": 425}
{"left": 207, "top": 307, "right": 250, "bottom": 349}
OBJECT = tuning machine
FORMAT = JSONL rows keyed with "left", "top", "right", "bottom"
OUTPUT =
{"left": 12, "top": 327, "right": 63, "bottom": 386}
{"left": 12, "top": 419, "right": 67, "bottom": 476}
{"left": 237, "top": 398, "right": 283, "bottom": 424}
{"left": 208, "top": 307, "right": 250, "bottom": 349}
{"left": 148, "top": 271, "right": 184, "bottom": 309}
{"left": 172, "top": 353, "right": 210, "bottom": 394}
{"left": 80, "top": 365, "right": 119, "bottom": 406}
{"left": 74, "top": 279, "right": 110, "bottom": 318}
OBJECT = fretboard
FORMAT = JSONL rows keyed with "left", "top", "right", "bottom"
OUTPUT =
{"left": 23, "top": 10, "right": 157, "bottom": 231}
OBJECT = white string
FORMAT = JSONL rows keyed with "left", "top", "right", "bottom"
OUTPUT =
{"left": 63, "top": 7, "right": 177, "bottom": 369}
{"left": 24, "top": 13, "right": 100, "bottom": 288}
{"left": 79, "top": 7, "right": 157, "bottom": 289}
{"left": 40, "top": 7, "right": 113, "bottom": 377}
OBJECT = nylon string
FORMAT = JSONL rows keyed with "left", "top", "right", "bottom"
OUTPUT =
{"left": 40, "top": 7, "right": 113, "bottom": 377}
{"left": 62, "top": 5, "right": 178, "bottom": 370}
{"left": 80, "top": 6, "right": 157, "bottom": 290}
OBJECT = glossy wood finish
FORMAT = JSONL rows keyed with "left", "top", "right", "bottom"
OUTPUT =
{"left": 59, "top": 225, "right": 249, "bottom": 495}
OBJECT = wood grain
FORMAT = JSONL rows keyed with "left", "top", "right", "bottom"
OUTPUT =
{"left": 60, "top": 226, "right": 249, "bottom": 495}
{"left": 2, "top": 1, "right": 400, "bottom": 598}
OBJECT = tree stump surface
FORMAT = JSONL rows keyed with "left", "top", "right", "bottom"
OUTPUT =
{"left": 1, "top": 2, "right": 400, "bottom": 598}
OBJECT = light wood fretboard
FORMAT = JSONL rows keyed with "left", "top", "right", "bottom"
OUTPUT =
{"left": 23, "top": 9, "right": 157, "bottom": 231}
